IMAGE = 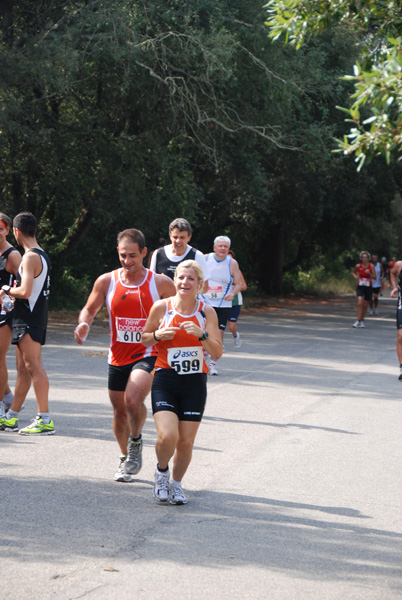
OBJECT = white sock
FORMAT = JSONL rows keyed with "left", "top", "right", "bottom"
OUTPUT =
{"left": 38, "top": 413, "right": 51, "bottom": 424}
{"left": 3, "top": 391, "right": 13, "bottom": 403}
{"left": 170, "top": 478, "right": 182, "bottom": 488}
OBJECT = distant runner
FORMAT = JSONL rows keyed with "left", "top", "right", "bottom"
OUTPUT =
{"left": 352, "top": 251, "right": 375, "bottom": 328}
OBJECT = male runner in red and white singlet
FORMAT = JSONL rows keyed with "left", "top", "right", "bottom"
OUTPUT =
{"left": 74, "top": 229, "right": 175, "bottom": 482}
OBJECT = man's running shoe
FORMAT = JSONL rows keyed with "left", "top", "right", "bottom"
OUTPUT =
{"left": 398, "top": 373, "right": 402, "bottom": 381}
{"left": 153, "top": 468, "right": 170, "bottom": 502}
{"left": 125, "top": 436, "right": 142, "bottom": 474}
{"left": 114, "top": 455, "right": 133, "bottom": 482}
{"left": 169, "top": 483, "right": 187, "bottom": 505}
{"left": 233, "top": 332, "right": 242, "bottom": 349}
{"left": 0, "top": 416, "right": 19, "bottom": 432}
{"left": 209, "top": 363, "right": 218, "bottom": 376}
{"left": 18, "top": 416, "right": 55, "bottom": 436}
{"left": 353, "top": 320, "right": 361, "bottom": 328}
{"left": 360, "top": 321, "right": 365, "bottom": 328}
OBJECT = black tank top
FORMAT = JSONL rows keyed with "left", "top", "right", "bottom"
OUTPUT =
{"left": 13, "top": 248, "right": 51, "bottom": 331}
{"left": 154, "top": 247, "right": 197, "bottom": 280}
{"left": 0, "top": 247, "right": 17, "bottom": 288}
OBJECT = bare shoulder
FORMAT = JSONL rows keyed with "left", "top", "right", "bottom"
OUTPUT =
{"left": 22, "top": 250, "right": 42, "bottom": 274}
{"left": 6, "top": 247, "right": 22, "bottom": 274}
{"left": 153, "top": 298, "right": 167, "bottom": 310}
{"left": 149, "top": 298, "right": 168, "bottom": 318}
{"left": 204, "top": 304, "right": 217, "bottom": 319}
{"left": 154, "top": 273, "right": 176, "bottom": 297}
{"left": 93, "top": 271, "right": 113, "bottom": 293}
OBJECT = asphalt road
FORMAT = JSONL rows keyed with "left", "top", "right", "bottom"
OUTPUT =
{"left": 1, "top": 293, "right": 401, "bottom": 600}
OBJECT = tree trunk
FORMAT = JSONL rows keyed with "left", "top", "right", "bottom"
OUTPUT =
{"left": 259, "top": 221, "right": 283, "bottom": 295}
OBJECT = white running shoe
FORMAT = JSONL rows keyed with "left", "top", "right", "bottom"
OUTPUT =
{"left": 368, "top": 310, "right": 374, "bottom": 316}
{"left": 169, "top": 483, "right": 187, "bottom": 505}
{"left": 233, "top": 332, "right": 242, "bottom": 349}
{"left": 114, "top": 455, "right": 133, "bottom": 482}
{"left": 374, "top": 308, "right": 379, "bottom": 315}
{"left": 209, "top": 363, "right": 218, "bottom": 376}
{"left": 353, "top": 321, "right": 360, "bottom": 328}
{"left": 360, "top": 321, "right": 365, "bottom": 328}
{"left": 153, "top": 468, "right": 170, "bottom": 502}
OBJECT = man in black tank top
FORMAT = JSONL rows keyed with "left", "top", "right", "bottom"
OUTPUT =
{"left": 149, "top": 217, "right": 209, "bottom": 291}
{"left": 390, "top": 260, "right": 402, "bottom": 381}
{"left": 0, "top": 212, "right": 54, "bottom": 436}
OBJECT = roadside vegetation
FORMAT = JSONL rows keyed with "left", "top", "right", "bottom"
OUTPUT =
{"left": 1, "top": 1, "right": 401, "bottom": 310}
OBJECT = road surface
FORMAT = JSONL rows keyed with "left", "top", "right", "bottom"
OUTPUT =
{"left": 1, "top": 293, "right": 401, "bottom": 599}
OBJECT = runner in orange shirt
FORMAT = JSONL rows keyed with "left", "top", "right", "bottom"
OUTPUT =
{"left": 142, "top": 260, "right": 222, "bottom": 504}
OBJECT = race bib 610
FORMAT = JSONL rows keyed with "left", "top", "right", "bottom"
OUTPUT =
{"left": 116, "top": 317, "right": 146, "bottom": 343}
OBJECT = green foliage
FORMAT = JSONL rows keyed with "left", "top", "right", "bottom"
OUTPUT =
{"left": 0, "top": 0, "right": 400, "bottom": 306}
{"left": 282, "top": 253, "right": 355, "bottom": 296}
{"left": 265, "top": 0, "right": 402, "bottom": 167}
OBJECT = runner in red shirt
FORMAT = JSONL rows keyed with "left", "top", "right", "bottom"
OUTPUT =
{"left": 352, "top": 251, "right": 376, "bottom": 328}
{"left": 74, "top": 229, "right": 175, "bottom": 482}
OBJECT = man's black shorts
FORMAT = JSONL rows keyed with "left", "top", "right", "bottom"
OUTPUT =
{"left": 213, "top": 307, "right": 231, "bottom": 330}
{"left": 108, "top": 356, "right": 156, "bottom": 392}
{"left": 397, "top": 309, "right": 402, "bottom": 330}
{"left": 12, "top": 324, "right": 47, "bottom": 345}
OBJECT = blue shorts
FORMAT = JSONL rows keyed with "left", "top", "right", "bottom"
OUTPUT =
{"left": 229, "top": 305, "right": 241, "bottom": 322}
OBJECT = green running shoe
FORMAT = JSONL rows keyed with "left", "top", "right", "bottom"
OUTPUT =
{"left": 0, "top": 416, "right": 19, "bottom": 432}
{"left": 18, "top": 416, "right": 55, "bottom": 436}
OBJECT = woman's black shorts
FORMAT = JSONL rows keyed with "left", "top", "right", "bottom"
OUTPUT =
{"left": 152, "top": 369, "right": 207, "bottom": 422}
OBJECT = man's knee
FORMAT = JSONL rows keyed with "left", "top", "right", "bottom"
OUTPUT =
{"left": 20, "top": 357, "right": 45, "bottom": 378}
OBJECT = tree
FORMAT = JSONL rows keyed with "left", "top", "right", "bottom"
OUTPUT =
{"left": 1, "top": 0, "right": 399, "bottom": 303}
{"left": 265, "top": 0, "right": 402, "bottom": 170}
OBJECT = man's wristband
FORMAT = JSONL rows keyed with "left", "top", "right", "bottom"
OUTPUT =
{"left": 153, "top": 331, "right": 160, "bottom": 342}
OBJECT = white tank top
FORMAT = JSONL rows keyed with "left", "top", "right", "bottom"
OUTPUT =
{"left": 204, "top": 254, "right": 232, "bottom": 308}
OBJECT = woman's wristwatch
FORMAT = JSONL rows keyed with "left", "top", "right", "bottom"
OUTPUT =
{"left": 198, "top": 331, "right": 209, "bottom": 341}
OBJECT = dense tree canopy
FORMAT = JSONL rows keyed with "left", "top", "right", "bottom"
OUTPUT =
{"left": 265, "top": 0, "right": 402, "bottom": 170}
{"left": 0, "top": 0, "right": 401, "bottom": 305}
